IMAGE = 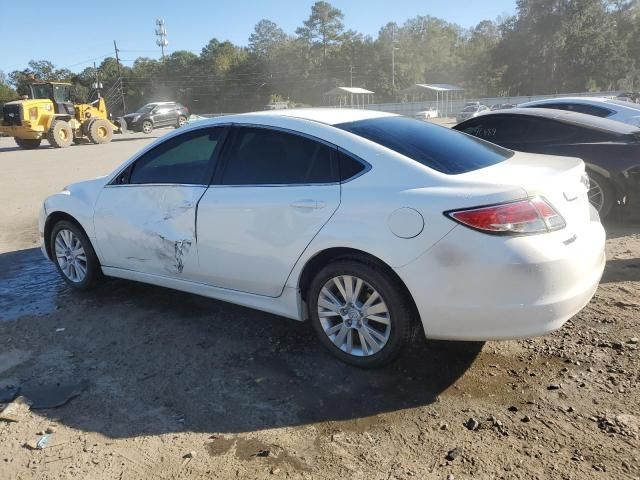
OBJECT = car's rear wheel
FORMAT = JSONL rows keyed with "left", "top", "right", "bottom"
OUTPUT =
{"left": 308, "top": 259, "right": 415, "bottom": 368}
{"left": 587, "top": 172, "right": 614, "bottom": 218}
{"left": 50, "top": 220, "right": 102, "bottom": 290}
{"left": 176, "top": 115, "right": 187, "bottom": 128}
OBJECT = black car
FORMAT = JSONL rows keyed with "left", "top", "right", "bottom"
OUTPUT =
{"left": 122, "top": 102, "right": 189, "bottom": 134}
{"left": 454, "top": 108, "right": 640, "bottom": 218}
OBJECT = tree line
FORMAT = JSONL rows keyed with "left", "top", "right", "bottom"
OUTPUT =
{"left": 1, "top": 0, "right": 639, "bottom": 115}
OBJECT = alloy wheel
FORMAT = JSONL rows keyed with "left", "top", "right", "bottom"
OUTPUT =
{"left": 317, "top": 275, "right": 391, "bottom": 356}
{"left": 587, "top": 177, "right": 604, "bottom": 213}
{"left": 54, "top": 229, "right": 88, "bottom": 283}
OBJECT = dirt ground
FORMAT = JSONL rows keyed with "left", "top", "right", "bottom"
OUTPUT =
{"left": 0, "top": 133, "right": 639, "bottom": 480}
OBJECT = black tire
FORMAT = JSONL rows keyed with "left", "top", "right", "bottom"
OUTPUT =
{"left": 587, "top": 171, "right": 615, "bottom": 219}
{"left": 87, "top": 118, "right": 113, "bottom": 144}
{"left": 50, "top": 220, "right": 102, "bottom": 290}
{"left": 47, "top": 120, "right": 73, "bottom": 148}
{"left": 141, "top": 120, "right": 153, "bottom": 134}
{"left": 14, "top": 138, "right": 41, "bottom": 149}
{"left": 176, "top": 115, "right": 187, "bottom": 128}
{"left": 115, "top": 116, "right": 128, "bottom": 134}
{"left": 82, "top": 118, "right": 95, "bottom": 136}
{"left": 308, "top": 259, "right": 416, "bottom": 368}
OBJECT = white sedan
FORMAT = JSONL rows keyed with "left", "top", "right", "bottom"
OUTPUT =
{"left": 40, "top": 109, "right": 606, "bottom": 367}
{"left": 519, "top": 96, "right": 640, "bottom": 126}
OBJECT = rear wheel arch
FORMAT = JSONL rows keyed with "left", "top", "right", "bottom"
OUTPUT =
{"left": 44, "top": 212, "right": 92, "bottom": 260}
{"left": 297, "top": 247, "right": 420, "bottom": 324}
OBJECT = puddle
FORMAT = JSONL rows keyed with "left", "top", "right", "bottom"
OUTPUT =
{"left": 206, "top": 436, "right": 309, "bottom": 471}
{"left": 0, "top": 248, "right": 67, "bottom": 321}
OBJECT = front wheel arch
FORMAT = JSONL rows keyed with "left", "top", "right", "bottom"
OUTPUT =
{"left": 43, "top": 212, "right": 92, "bottom": 261}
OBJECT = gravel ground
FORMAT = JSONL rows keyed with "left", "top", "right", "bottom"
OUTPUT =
{"left": 0, "top": 133, "right": 638, "bottom": 480}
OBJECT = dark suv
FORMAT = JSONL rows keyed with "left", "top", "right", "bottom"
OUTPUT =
{"left": 123, "top": 102, "right": 189, "bottom": 134}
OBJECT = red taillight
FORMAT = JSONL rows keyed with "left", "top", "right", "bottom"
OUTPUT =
{"left": 447, "top": 196, "right": 566, "bottom": 235}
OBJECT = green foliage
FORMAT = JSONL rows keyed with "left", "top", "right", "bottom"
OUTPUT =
{"left": 5, "top": 1, "right": 639, "bottom": 112}
{"left": 0, "top": 69, "right": 17, "bottom": 103}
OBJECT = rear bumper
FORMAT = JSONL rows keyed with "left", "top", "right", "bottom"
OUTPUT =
{"left": 395, "top": 219, "right": 606, "bottom": 340}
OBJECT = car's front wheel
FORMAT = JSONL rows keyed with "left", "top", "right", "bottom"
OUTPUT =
{"left": 308, "top": 259, "right": 415, "bottom": 368}
{"left": 142, "top": 120, "right": 153, "bottom": 134}
{"left": 50, "top": 220, "right": 102, "bottom": 290}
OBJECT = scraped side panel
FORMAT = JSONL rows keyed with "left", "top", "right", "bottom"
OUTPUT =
{"left": 93, "top": 185, "right": 205, "bottom": 278}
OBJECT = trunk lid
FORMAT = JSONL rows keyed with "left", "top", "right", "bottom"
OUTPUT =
{"left": 457, "top": 151, "right": 592, "bottom": 229}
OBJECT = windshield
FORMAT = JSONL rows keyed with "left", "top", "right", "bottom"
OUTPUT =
{"left": 462, "top": 106, "right": 477, "bottom": 112}
{"left": 30, "top": 84, "right": 52, "bottom": 100}
{"left": 137, "top": 104, "right": 157, "bottom": 113}
{"left": 336, "top": 116, "right": 513, "bottom": 175}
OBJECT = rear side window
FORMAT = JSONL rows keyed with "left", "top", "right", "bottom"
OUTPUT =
{"left": 336, "top": 116, "right": 513, "bottom": 174}
{"left": 221, "top": 127, "right": 338, "bottom": 185}
{"left": 128, "top": 128, "right": 222, "bottom": 185}
{"left": 338, "top": 150, "right": 366, "bottom": 180}
{"left": 457, "top": 115, "right": 618, "bottom": 145}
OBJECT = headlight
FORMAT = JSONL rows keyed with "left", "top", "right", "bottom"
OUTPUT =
{"left": 132, "top": 115, "right": 141, "bottom": 122}
{"left": 29, "top": 107, "right": 38, "bottom": 120}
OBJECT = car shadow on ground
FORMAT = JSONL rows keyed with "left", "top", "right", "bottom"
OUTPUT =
{"left": 0, "top": 248, "right": 482, "bottom": 438}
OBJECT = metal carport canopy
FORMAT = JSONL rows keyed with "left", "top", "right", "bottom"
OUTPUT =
{"left": 400, "top": 84, "right": 465, "bottom": 117}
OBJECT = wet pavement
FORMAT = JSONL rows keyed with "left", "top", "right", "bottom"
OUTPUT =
{"left": 0, "top": 248, "right": 68, "bottom": 321}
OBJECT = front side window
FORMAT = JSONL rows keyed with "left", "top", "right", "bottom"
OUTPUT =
{"left": 337, "top": 116, "right": 512, "bottom": 175}
{"left": 127, "top": 128, "right": 222, "bottom": 185}
{"left": 221, "top": 127, "right": 338, "bottom": 185}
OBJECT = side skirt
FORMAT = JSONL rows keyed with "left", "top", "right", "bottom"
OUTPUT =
{"left": 101, "top": 266, "right": 303, "bottom": 321}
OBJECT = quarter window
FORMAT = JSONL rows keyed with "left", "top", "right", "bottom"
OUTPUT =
{"left": 127, "top": 128, "right": 222, "bottom": 185}
{"left": 221, "top": 127, "right": 338, "bottom": 185}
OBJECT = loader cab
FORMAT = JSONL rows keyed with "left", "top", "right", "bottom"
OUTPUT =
{"left": 29, "top": 82, "right": 76, "bottom": 116}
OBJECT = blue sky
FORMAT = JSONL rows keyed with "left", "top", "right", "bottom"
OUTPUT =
{"left": 1, "top": 0, "right": 515, "bottom": 74}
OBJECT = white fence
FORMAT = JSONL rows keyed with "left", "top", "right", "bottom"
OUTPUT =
{"left": 364, "top": 91, "right": 622, "bottom": 118}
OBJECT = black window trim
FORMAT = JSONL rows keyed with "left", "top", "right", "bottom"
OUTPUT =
{"left": 210, "top": 123, "right": 371, "bottom": 188}
{"left": 106, "top": 124, "right": 231, "bottom": 188}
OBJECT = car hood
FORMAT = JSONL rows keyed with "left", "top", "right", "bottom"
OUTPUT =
{"left": 62, "top": 176, "right": 110, "bottom": 204}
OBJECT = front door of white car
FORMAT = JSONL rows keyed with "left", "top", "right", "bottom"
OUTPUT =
{"left": 93, "top": 127, "right": 223, "bottom": 278}
{"left": 194, "top": 126, "right": 341, "bottom": 297}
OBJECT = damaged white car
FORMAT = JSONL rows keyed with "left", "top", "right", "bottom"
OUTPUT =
{"left": 40, "top": 109, "right": 606, "bottom": 367}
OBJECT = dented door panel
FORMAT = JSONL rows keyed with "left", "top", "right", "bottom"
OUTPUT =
{"left": 93, "top": 185, "right": 205, "bottom": 277}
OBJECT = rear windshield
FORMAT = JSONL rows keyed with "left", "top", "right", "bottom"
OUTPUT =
{"left": 335, "top": 116, "right": 513, "bottom": 174}
{"left": 462, "top": 106, "right": 477, "bottom": 112}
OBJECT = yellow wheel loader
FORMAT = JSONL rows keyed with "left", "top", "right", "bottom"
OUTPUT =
{"left": 0, "top": 82, "right": 125, "bottom": 149}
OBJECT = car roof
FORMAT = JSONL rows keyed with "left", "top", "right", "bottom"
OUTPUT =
{"left": 188, "top": 108, "right": 396, "bottom": 127}
{"left": 464, "top": 107, "right": 640, "bottom": 135}
{"left": 520, "top": 96, "right": 640, "bottom": 110}
{"left": 247, "top": 108, "right": 396, "bottom": 125}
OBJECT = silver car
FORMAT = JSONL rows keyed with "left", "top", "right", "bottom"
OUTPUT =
{"left": 456, "top": 104, "right": 489, "bottom": 123}
{"left": 519, "top": 97, "right": 640, "bottom": 127}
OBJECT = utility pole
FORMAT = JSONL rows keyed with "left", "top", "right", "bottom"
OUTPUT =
{"left": 93, "top": 62, "right": 102, "bottom": 98}
{"left": 350, "top": 63, "right": 353, "bottom": 88}
{"left": 113, "top": 40, "right": 127, "bottom": 114}
{"left": 391, "top": 25, "right": 399, "bottom": 90}
{"left": 155, "top": 19, "right": 168, "bottom": 60}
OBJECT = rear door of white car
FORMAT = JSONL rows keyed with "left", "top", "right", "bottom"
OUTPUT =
{"left": 194, "top": 126, "right": 341, "bottom": 297}
{"left": 93, "top": 127, "right": 225, "bottom": 278}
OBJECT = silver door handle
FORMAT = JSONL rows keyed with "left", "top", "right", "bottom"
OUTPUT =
{"left": 290, "top": 200, "right": 324, "bottom": 209}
